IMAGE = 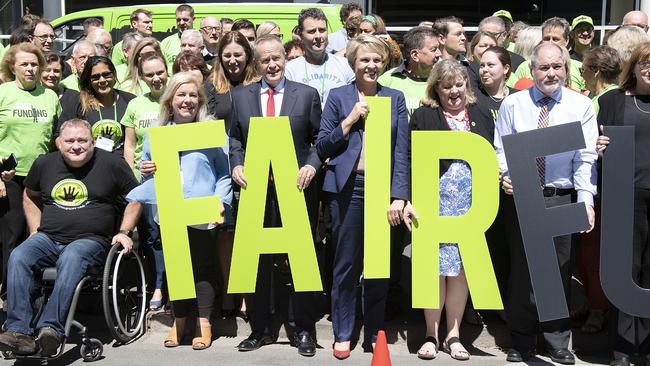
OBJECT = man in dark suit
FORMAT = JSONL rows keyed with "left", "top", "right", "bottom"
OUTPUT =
{"left": 229, "top": 34, "right": 322, "bottom": 357}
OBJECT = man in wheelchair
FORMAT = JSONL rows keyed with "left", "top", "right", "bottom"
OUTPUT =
{"left": 0, "top": 118, "right": 141, "bottom": 356}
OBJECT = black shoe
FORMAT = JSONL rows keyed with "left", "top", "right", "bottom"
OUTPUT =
{"left": 0, "top": 331, "right": 37, "bottom": 355}
{"left": 547, "top": 348, "right": 575, "bottom": 365}
{"left": 506, "top": 348, "right": 533, "bottom": 362}
{"left": 37, "top": 327, "right": 62, "bottom": 357}
{"left": 609, "top": 356, "right": 630, "bottom": 366}
{"left": 237, "top": 334, "right": 273, "bottom": 351}
{"left": 294, "top": 331, "right": 316, "bottom": 357}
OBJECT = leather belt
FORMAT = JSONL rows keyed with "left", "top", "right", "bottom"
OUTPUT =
{"left": 542, "top": 187, "right": 574, "bottom": 197}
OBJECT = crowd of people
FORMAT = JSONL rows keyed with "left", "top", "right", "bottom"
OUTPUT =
{"left": 0, "top": 3, "right": 648, "bottom": 365}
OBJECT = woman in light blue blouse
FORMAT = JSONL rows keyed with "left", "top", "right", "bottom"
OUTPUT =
{"left": 129, "top": 72, "right": 232, "bottom": 351}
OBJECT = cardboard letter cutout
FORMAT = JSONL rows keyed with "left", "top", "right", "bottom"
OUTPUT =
{"left": 364, "top": 96, "right": 392, "bottom": 278}
{"left": 600, "top": 126, "right": 650, "bottom": 317}
{"left": 411, "top": 131, "right": 502, "bottom": 309}
{"left": 502, "top": 122, "right": 589, "bottom": 321}
{"left": 228, "top": 117, "right": 322, "bottom": 293}
{"left": 150, "top": 121, "right": 225, "bottom": 300}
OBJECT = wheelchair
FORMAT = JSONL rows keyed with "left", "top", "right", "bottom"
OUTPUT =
{"left": 1, "top": 241, "right": 149, "bottom": 362}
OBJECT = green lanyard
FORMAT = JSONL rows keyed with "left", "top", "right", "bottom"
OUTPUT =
{"left": 304, "top": 58, "right": 327, "bottom": 102}
{"left": 97, "top": 102, "right": 118, "bottom": 121}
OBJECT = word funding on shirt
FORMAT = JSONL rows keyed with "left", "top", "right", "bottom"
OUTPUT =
{"left": 150, "top": 103, "right": 650, "bottom": 322}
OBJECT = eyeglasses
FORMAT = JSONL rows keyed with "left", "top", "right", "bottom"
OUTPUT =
{"left": 34, "top": 34, "right": 55, "bottom": 42}
{"left": 95, "top": 43, "right": 113, "bottom": 53}
{"left": 638, "top": 61, "right": 650, "bottom": 71}
{"left": 90, "top": 71, "right": 114, "bottom": 81}
{"left": 485, "top": 30, "right": 506, "bottom": 39}
{"left": 201, "top": 26, "right": 222, "bottom": 33}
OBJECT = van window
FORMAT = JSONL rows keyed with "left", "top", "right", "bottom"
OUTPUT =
{"left": 53, "top": 17, "right": 104, "bottom": 55}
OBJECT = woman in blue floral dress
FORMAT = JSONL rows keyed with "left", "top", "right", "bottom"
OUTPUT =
{"left": 409, "top": 60, "right": 495, "bottom": 361}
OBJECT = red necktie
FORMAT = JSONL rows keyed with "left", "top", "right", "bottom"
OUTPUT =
{"left": 266, "top": 87, "right": 275, "bottom": 117}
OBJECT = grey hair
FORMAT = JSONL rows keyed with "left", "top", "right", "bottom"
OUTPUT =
{"left": 121, "top": 32, "right": 143, "bottom": 51}
{"left": 59, "top": 118, "right": 93, "bottom": 136}
{"left": 541, "top": 17, "right": 570, "bottom": 42}
{"left": 73, "top": 40, "right": 95, "bottom": 56}
{"left": 200, "top": 16, "right": 220, "bottom": 28}
{"left": 253, "top": 34, "right": 283, "bottom": 59}
{"left": 87, "top": 29, "right": 111, "bottom": 45}
{"left": 530, "top": 42, "right": 566, "bottom": 68}
{"left": 514, "top": 26, "right": 542, "bottom": 60}
{"left": 479, "top": 16, "right": 506, "bottom": 33}
{"left": 181, "top": 29, "right": 204, "bottom": 47}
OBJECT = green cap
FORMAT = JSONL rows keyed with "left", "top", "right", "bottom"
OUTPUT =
{"left": 493, "top": 10, "right": 513, "bottom": 23}
{"left": 571, "top": 15, "right": 594, "bottom": 30}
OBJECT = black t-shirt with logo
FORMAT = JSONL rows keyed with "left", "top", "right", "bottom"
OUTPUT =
{"left": 24, "top": 149, "right": 138, "bottom": 246}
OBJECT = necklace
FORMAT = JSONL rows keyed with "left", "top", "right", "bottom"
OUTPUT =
{"left": 633, "top": 95, "right": 650, "bottom": 114}
{"left": 488, "top": 86, "right": 509, "bottom": 103}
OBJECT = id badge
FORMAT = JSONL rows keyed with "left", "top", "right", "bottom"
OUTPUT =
{"left": 96, "top": 136, "right": 115, "bottom": 152}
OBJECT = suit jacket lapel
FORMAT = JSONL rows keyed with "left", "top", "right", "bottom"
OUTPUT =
{"left": 248, "top": 83, "right": 262, "bottom": 117}
{"left": 279, "top": 80, "right": 297, "bottom": 116}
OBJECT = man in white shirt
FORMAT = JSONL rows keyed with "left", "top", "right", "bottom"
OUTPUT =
{"left": 285, "top": 8, "right": 355, "bottom": 106}
{"left": 494, "top": 42, "right": 597, "bottom": 364}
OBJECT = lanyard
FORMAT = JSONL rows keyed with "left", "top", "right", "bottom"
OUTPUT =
{"left": 304, "top": 57, "right": 327, "bottom": 102}
{"left": 97, "top": 102, "right": 118, "bottom": 121}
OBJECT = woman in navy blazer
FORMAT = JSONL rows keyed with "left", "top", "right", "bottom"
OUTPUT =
{"left": 316, "top": 35, "right": 409, "bottom": 359}
{"left": 409, "top": 60, "right": 494, "bottom": 361}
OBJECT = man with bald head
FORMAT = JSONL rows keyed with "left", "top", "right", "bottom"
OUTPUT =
{"left": 623, "top": 10, "right": 649, "bottom": 32}
{"left": 494, "top": 41, "right": 598, "bottom": 364}
{"left": 60, "top": 40, "right": 97, "bottom": 91}
{"left": 200, "top": 16, "right": 221, "bottom": 62}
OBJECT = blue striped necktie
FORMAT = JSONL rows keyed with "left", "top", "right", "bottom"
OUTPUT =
{"left": 536, "top": 96, "right": 553, "bottom": 186}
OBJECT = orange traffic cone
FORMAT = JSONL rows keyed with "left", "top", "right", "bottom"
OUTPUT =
{"left": 371, "top": 330, "right": 391, "bottom": 366}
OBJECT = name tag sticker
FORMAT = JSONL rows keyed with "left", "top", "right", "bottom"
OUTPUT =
{"left": 96, "top": 136, "right": 115, "bottom": 152}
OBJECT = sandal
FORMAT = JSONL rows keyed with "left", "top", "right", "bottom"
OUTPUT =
{"left": 417, "top": 336, "right": 438, "bottom": 360}
{"left": 191, "top": 322, "right": 212, "bottom": 350}
{"left": 149, "top": 299, "right": 163, "bottom": 311}
{"left": 164, "top": 318, "right": 185, "bottom": 347}
{"left": 443, "top": 337, "right": 470, "bottom": 361}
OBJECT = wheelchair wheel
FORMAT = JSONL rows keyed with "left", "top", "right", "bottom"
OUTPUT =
{"left": 80, "top": 338, "right": 103, "bottom": 362}
{"left": 102, "top": 244, "right": 147, "bottom": 344}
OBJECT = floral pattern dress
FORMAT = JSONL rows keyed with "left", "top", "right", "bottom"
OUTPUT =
{"left": 438, "top": 113, "right": 472, "bottom": 276}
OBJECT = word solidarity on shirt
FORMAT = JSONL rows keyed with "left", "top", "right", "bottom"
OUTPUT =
{"left": 149, "top": 98, "right": 650, "bottom": 323}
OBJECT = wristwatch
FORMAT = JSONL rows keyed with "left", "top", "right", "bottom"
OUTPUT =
{"left": 119, "top": 229, "right": 134, "bottom": 238}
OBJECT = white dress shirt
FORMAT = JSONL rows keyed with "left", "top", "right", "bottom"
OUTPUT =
{"left": 494, "top": 86, "right": 598, "bottom": 206}
{"left": 260, "top": 78, "right": 285, "bottom": 117}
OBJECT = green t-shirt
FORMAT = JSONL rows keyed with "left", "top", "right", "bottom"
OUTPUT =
{"left": 60, "top": 73, "right": 79, "bottom": 91}
{"left": 592, "top": 84, "right": 618, "bottom": 115}
{"left": 120, "top": 93, "right": 160, "bottom": 170}
{"left": 509, "top": 59, "right": 586, "bottom": 91}
{"left": 378, "top": 66, "right": 427, "bottom": 120}
{"left": 0, "top": 82, "right": 62, "bottom": 176}
{"left": 115, "top": 64, "right": 129, "bottom": 84}
{"left": 117, "top": 78, "right": 150, "bottom": 96}
{"left": 161, "top": 33, "right": 181, "bottom": 65}
{"left": 111, "top": 40, "right": 127, "bottom": 67}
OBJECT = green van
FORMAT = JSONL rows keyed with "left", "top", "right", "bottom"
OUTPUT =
{"left": 51, "top": 3, "right": 342, "bottom": 54}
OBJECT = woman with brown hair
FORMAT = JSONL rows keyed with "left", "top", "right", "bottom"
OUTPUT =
{"left": 172, "top": 50, "right": 211, "bottom": 83}
{"left": 409, "top": 59, "right": 494, "bottom": 361}
{"left": 205, "top": 31, "right": 258, "bottom": 133}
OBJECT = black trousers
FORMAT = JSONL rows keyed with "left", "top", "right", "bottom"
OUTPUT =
{"left": 609, "top": 187, "right": 650, "bottom": 357}
{"left": 247, "top": 179, "right": 321, "bottom": 337}
{"left": 171, "top": 227, "right": 221, "bottom": 318}
{"left": 503, "top": 192, "right": 575, "bottom": 352}
{"left": 0, "top": 176, "right": 26, "bottom": 299}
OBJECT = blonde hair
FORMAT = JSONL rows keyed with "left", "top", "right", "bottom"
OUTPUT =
{"left": 514, "top": 26, "right": 542, "bottom": 60}
{"left": 607, "top": 25, "right": 650, "bottom": 64}
{"left": 256, "top": 21, "right": 280, "bottom": 38}
{"left": 346, "top": 34, "right": 389, "bottom": 69}
{"left": 158, "top": 72, "right": 210, "bottom": 125}
{"left": 125, "top": 37, "right": 163, "bottom": 94}
{"left": 360, "top": 14, "right": 386, "bottom": 34}
{"left": 422, "top": 59, "right": 476, "bottom": 108}
{"left": 0, "top": 43, "right": 45, "bottom": 82}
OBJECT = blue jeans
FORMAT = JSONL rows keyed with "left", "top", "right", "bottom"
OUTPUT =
{"left": 5, "top": 232, "right": 106, "bottom": 336}
{"left": 144, "top": 204, "right": 165, "bottom": 289}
